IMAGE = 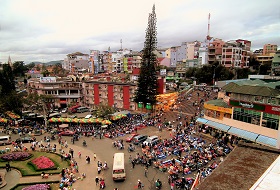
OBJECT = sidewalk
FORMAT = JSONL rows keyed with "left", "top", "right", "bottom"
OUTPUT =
{"left": 18, "top": 174, "right": 61, "bottom": 184}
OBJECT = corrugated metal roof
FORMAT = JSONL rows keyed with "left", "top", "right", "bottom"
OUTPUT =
{"left": 206, "top": 99, "right": 231, "bottom": 108}
{"left": 222, "top": 80, "right": 280, "bottom": 97}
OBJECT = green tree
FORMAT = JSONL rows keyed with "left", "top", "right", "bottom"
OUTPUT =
{"left": 0, "top": 91, "right": 24, "bottom": 115}
{"left": 53, "top": 63, "right": 62, "bottom": 75}
{"left": 248, "top": 55, "right": 260, "bottom": 71}
{"left": 235, "top": 68, "right": 250, "bottom": 79}
{"left": 185, "top": 67, "right": 197, "bottom": 78}
{"left": 134, "top": 4, "right": 158, "bottom": 107}
{"left": 26, "top": 62, "right": 36, "bottom": 70}
{"left": 24, "top": 93, "right": 54, "bottom": 126}
{"left": 13, "top": 61, "right": 28, "bottom": 77}
{"left": 0, "top": 64, "right": 15, "bottom": 95}
{"left": 259, "top": 63, "right": 271, "bottom": 75}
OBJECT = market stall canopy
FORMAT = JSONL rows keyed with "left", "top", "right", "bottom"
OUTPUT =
{"left": 0, "top": 118, "right": 8, "bottom": 123}
{"left": 102, "top": 119, "right": 112, "bottom": 125}
{"left": 48, "top": 117, "right": 110, "bottom": 124}
{"left": 110, "top": 111, "right": 129, "bottom": 120}
{"left": 6, "top": 111, "right": 20, "bottom": 119}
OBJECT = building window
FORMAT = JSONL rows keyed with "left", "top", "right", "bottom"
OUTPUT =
{"left": 267, "top": 97, "right": 277, "bottom": 105}
{"left": 262, "top": 113, "right": 279, "bottom": 130}
{"left": 254, "top": 96, "right": 263, "bottom": 103}
{"left": 233, "top": 108, "right": 261, "bottom": 125}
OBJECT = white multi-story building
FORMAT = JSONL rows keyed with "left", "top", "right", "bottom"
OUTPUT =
{"left": 199, "top": 42, "right": 208, "bottom": 66}
{"left": 221, "top": 39, "right": 251, "bottom": 68}
{"left": 63, "top": 52, "right": 89, "bottom": 73}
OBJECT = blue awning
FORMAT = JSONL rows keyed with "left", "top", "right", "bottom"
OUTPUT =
{"left": 196, "top": 118, "right": 208, "bottom": 124}
{"left": 256, "top": 135, "right": 277, "bottom": 148}
{"left": 205, "top": 120, "right": 231, "bottom": 132}
{"left": 228, "top": 127, "right": 259, "bottom": 142}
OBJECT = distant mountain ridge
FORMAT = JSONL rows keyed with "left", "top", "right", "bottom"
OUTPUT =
{"left": 29, "top": 60, "right": 63, "bottom": 65}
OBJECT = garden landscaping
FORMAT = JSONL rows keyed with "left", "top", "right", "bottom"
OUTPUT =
{"left": 0, "top": 151, "right": 68, "bottom": 189}
{"left": 12, "top": 183, "right": 60, "bottom": 190}
{"left": 0, "top": 151, "right": 69, "bottom": 176}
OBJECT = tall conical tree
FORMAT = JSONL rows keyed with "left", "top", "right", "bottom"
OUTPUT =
{"left": 134, "top": 4, "right": 158, "bottom": 108}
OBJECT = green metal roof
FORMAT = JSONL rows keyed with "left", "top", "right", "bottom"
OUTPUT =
{"left": 205, "top": 99, "right": 231, "bottom": 108}
{"left": 222, "top": 79, "right": 280, "bottom": 97}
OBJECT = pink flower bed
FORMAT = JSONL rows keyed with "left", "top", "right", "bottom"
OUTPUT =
{"left": 22, "top": 184, "right": 50, "bottom": 190}
{"left": 31, "top": 156, "right": 55, "bottom": 169}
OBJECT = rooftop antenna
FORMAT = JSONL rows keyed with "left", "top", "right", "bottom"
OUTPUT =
{"left": 120, "top": 39, "right": 122, "bottom": 50}
{"left": 206, "top": 13, "right": 211, "bottom": 41}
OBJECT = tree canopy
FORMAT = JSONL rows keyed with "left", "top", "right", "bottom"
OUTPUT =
{"left": 134, "top": 4, "right": 158, "bottom": 107}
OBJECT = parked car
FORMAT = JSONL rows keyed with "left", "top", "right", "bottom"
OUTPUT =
{"left": 15, "top": 136, "right": 35, "bottom": 144}
{"left": 125, "top": 133, "right": 139, "bottom": 142}
{"left": 143, "top": 135, "right": 159, "bottom": 146}
{"left": 132, "top": 135, "right": 148, "bottom": 145}
{"left": 59, "top": 130, "right": 76, "bottom": 136}
{"left": 76, "top": 107, "right": 90, "bottom": 113}
{"left": 61, "top": 108, "right": 68, "bottom": 113}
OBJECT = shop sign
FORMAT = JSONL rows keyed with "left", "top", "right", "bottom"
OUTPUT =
{"left": 229, "top": 100, "right": 265, "bottom": 111}
{"left": 265, "top": 105, "right": 280, "bottom": 115}
{"left": 204, "top": 104, "right": 232, "bottom": 114}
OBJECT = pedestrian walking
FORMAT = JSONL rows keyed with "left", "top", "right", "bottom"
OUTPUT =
{"left": 137, "top": 179, "right": 143, "bottom": 189}
{"left": 5, "top": 162, "right": 11, "bottom": 172}
{"left": 129, "top": 155, "right": 132, "bottom": 163}
{"left": 170, "top": 181, "right": 175, "bottom": 190}
{"left": 94, "top": 153, "right": 97, "bottom": 161}
{"left": 78, "top": 151, "right": 81, "bottom": 158}
{"left": 97, "top": 166, "right": 101, "bottom": 174}
{"left": 69, "top": 148, "right": 74, "bottom": 158}
{"left": 144, "top": 167, "right": 148, "bottom": 177}
{"left": 86, "top": 156, "right": 90, "bottom": 164}
{"left": 95, "top": 176, "right": 99, "bottom": 185}
{"left": 132, "top": 159, "right": 135, "bottom": 168}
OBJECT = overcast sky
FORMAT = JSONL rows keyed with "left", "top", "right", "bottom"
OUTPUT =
{"left": 0, "top": 0, "right": 279, "bottom": 64}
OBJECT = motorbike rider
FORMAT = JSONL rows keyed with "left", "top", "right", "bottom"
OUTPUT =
{"left": 100, "top": 178, "right": 105, "bottom": 189}
{"left": 129, "top": 144, "right": 134, "bottom": 151}
{"left": 155, "top": 179, "right": 162, "bottom": 189}
{"left": 83, "top": 140, "right": 87, "bottom": 146}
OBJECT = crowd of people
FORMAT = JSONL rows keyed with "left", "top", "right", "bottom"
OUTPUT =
{"left": 0, "top": 85, "right": 236, "bottom": 189}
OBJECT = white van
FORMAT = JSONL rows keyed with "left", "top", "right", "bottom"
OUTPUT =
{"left": 143, "top": 135, "right": 159, "bottom": 146}
{"left": 112, "top": 153, "right": 126, "bottom": 181}
{"left": 76, "top": 107, "right": 89, "bottom": 113}
{"left": 0, "top": 135, "right": 11, "bottom": 145}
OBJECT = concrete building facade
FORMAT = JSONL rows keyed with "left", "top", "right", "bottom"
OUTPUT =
{"left": 198, "top": 79, "right": 280, "bottom": 149}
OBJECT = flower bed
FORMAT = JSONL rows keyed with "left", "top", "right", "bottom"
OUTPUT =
{"left": 0, "top": 152, "right": 32, "bottom": 161}
{"left": 29, "top": 156, "right": 56, "bottom": 171}
{"left": 22, "top": 184, "right": 51, "bottom": 190}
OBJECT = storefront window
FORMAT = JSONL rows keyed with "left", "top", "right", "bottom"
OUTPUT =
{"left": 262, "top": 113, "right": 279, "bottom": 130}
{"left": 233, "top": 108, "right": 260, "bottom": 125}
